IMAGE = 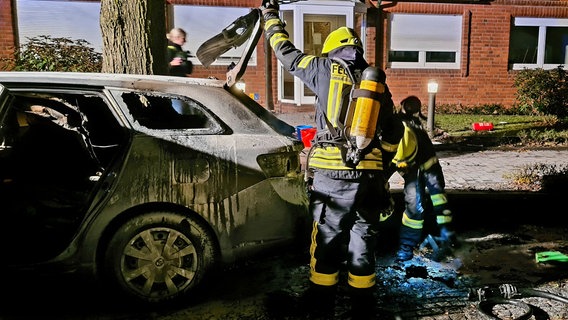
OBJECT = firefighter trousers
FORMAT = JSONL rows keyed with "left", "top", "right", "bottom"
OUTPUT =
{"left": 399, "top": 162, "right": 453, "bottom": 248}
{"left": 308, "top": 169, "right": 386, "bottom": 289}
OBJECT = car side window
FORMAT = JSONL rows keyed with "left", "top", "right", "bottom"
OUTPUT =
{"left": 0, "top": 91, "right": 127, "bottom": 227}
{"left": 121, "top": 92, "right": 213, "bottom": 130}
{"left": 0, "top": 92, "right": 127, "bottom": 178}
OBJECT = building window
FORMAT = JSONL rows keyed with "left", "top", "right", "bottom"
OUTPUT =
{"left": 16, "top": 2, "right": 255, "bottom": 67}
{"left": 173, "top": 6, "right": 257, "bottom": 66}
{"left": 388, "top": 14, "right": 462, "bottom": 69}
{"left": 509, "top": 17, "right": 568, "bottom": 70}
{"left": 16, "top": 0, "right": 102, "bottom": 52}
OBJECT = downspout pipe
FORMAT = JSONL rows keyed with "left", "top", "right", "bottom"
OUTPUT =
{"left": 265, "top": 36, "right": 274, "bottom": 111}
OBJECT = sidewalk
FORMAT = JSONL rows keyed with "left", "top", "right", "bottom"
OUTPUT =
{"left": 389, "top": 148, "right": 568, "bottom": 191}
{"left": 277, "top": 112, "right": 568, "bottom": 192}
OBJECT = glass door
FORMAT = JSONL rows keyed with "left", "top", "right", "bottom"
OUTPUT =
{"left": 302, "top": 14, "right": 346, "bottom": 100}
{"left": 278, "top": 1, "right": 365, "bottom": 106}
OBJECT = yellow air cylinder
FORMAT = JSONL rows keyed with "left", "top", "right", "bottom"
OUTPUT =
{"left": 349, "top": 67, "right": 385, "bottom": 150}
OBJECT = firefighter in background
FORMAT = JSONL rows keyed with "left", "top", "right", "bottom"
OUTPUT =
{"left": 262, "top": 1, "right": 398, "bottom": 318}
{"left": 391, "top": 95, "right": 458, "bottom": 262}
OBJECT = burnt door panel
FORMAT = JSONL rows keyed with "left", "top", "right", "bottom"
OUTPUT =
{"left": 0, "top": 90, "right": 128, "bottom": 263}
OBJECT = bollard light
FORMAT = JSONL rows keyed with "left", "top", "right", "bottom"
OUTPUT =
{"left": 427, "top": 80, "right": 439, "bottom": 94}
{"left": 427, "top": 80, "right": 438, "bottom": 137}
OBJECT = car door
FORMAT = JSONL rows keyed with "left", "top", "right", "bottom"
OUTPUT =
{"left": 0, "top": 85, "right": 129, "bottom": 264}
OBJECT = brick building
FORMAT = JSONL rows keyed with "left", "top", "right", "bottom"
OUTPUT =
{"left": 1, "top": 0, "right": 567, "bottom": 113}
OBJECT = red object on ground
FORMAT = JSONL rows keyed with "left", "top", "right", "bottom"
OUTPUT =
{"left": 300, "top": 127, "right": 317, "bottom": 148}
{"left": 472, "top": 122, "right": 494, "bottom": 131}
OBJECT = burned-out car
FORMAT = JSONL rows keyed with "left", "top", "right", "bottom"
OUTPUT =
{"left": 0, "top": 71, "right": 308, "bottom": 305}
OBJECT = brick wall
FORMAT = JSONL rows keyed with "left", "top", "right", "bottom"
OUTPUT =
{"left": 0, "top": 0, "right": 15, "bottom": 70}
{"left": 381, "top": 0, "right": 568, "bottom": 110}
{"left": 1, "top": 0, "right": 567, "bottom": 112}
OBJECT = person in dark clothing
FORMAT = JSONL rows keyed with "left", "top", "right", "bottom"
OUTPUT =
{"left": 166, "top": 28, "right": 193, "bottom": 77}
{"left": 166, "top": 28, "right": 193, "bottom": 114}
{"left": 262, "top": 1, "right": 399, "bottom": 318}
{"left": 390, "top": 95, "right": 458, "bottom": 262}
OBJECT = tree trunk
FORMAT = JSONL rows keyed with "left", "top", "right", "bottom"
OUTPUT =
{"left": 100, "top": 0, "right": 167, "bottom": 75}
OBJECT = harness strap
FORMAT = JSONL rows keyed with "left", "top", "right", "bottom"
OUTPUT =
{"left": 353, "top": 88, "right": 380, "bottom": 100}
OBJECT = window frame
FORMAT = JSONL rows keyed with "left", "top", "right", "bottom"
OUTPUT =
{"left": 172, "top": 5, "right": 257, "bottom": 67}
{"left": 509, "top": 17, "right": 568, "bottom": 70}
{"left": 111, "top": 90, "right": 223, "bottom": 134}
{"left": 387, "top": 13, "right": 462, "bottom": 70}
{"left": 16, "top": 0, "right": 103, "bottom": 52}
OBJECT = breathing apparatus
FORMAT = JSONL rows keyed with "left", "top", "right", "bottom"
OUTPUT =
{"left": 309, "top": 58, "right": 387, "bottom": 168}
{"left": 343, "top": 66, "right": 385, "bottom": 167}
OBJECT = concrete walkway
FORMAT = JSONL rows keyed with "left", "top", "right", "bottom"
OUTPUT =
{"left": 388, "top": 148, "right": 568, "bottom": 191}
{"left": 277, "top": 112, "right": 568, "bottom": 192}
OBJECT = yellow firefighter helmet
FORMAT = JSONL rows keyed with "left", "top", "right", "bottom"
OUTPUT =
{"left": 321, "top": 27, "right": 362, "bottom": 56}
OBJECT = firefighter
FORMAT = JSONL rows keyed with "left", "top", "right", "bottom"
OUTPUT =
{"left": 261, "top": 1, "right": 398, "bottom": 318}
{"left": 391, "top": 95, "right": 458, "bottom": 262}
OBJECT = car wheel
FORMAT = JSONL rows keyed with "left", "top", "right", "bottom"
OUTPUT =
{"left": 103, "top": 211, "right": 217, "bottom": 305}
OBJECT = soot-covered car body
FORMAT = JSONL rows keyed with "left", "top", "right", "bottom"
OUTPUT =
{"left": 0, "top": 72, "right": 308, "bottom": 305}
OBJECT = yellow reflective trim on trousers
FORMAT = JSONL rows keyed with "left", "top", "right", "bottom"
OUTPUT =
{"left": 348, "top": 272, "right": 376, "bottom": 289}
{"left": 402, "top": 211, "right": 423, "bottom": 229}
{"left": 310, "top": 270, "right": 339, "bottom": 286}
{"left": 308, "top": 217, "right": 338, "bottom": 286}
{"left": 430, "top": 193, "right": 448, "bottom": 206}
{"left": 420, "top": 156, "right": 439, "bottom": 170}
{"left": 298, "top": 55, "right": 315, "bottom": 69}
{"left": 437, "top": 215, "right": 453, "bottom": 224}
{"left": 269, "top": 33, "right": 289, "bottom": 48}
{"left": 309, "top": 221, "right": 318, "bottom": 271}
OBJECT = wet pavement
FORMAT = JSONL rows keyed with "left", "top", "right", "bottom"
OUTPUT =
{"left": 272, "top": 112, "right": 568, "bottom": 319}
{"left": 1, "top": 113, "right": 567, "bottom": 320}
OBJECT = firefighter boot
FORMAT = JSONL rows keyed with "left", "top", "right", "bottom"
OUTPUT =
{"left": 297, "top": 283, "right": 336, "bottom": 318}
{"left": 439, "top": 225, "right": 460, "bottom": 248}
{"left": 395, "top": 244, "right": 414, "bottom": 262}
{"left": 348, "top": 286, "right": 376, "bottom": 320}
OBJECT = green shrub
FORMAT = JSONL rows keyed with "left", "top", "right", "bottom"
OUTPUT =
{"left": 513, "top": 66, "right": 568, "bottom": 118}
{"left": 434, "top": 103, "right": 515, "bottom": 115}
{"left": 2, "top": 35, "right": 102, "bottom": 72}
{"left": 504, "top": 163, "right": 568, "bottom": 191}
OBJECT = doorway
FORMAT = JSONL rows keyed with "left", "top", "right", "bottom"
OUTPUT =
{"left": 279, "top": 1, "right": 365, "bottom": 106}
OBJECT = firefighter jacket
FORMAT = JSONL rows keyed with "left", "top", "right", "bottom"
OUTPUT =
{"left": 265, "top": 23, "right": 395, "bottom": 171}
{"left": 392, "top": 114, "right": 438, "bottom": 172}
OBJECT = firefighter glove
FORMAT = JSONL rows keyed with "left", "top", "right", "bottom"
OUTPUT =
{"left": 261, "top": 0, "right": 279, "bottom": 16}
{"left": 262, "top": 8, "right": 288, "bottom": 39}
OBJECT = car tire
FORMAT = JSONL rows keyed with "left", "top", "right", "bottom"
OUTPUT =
{"left": 103, "top": 211, "right": 217, "bottom": 305}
